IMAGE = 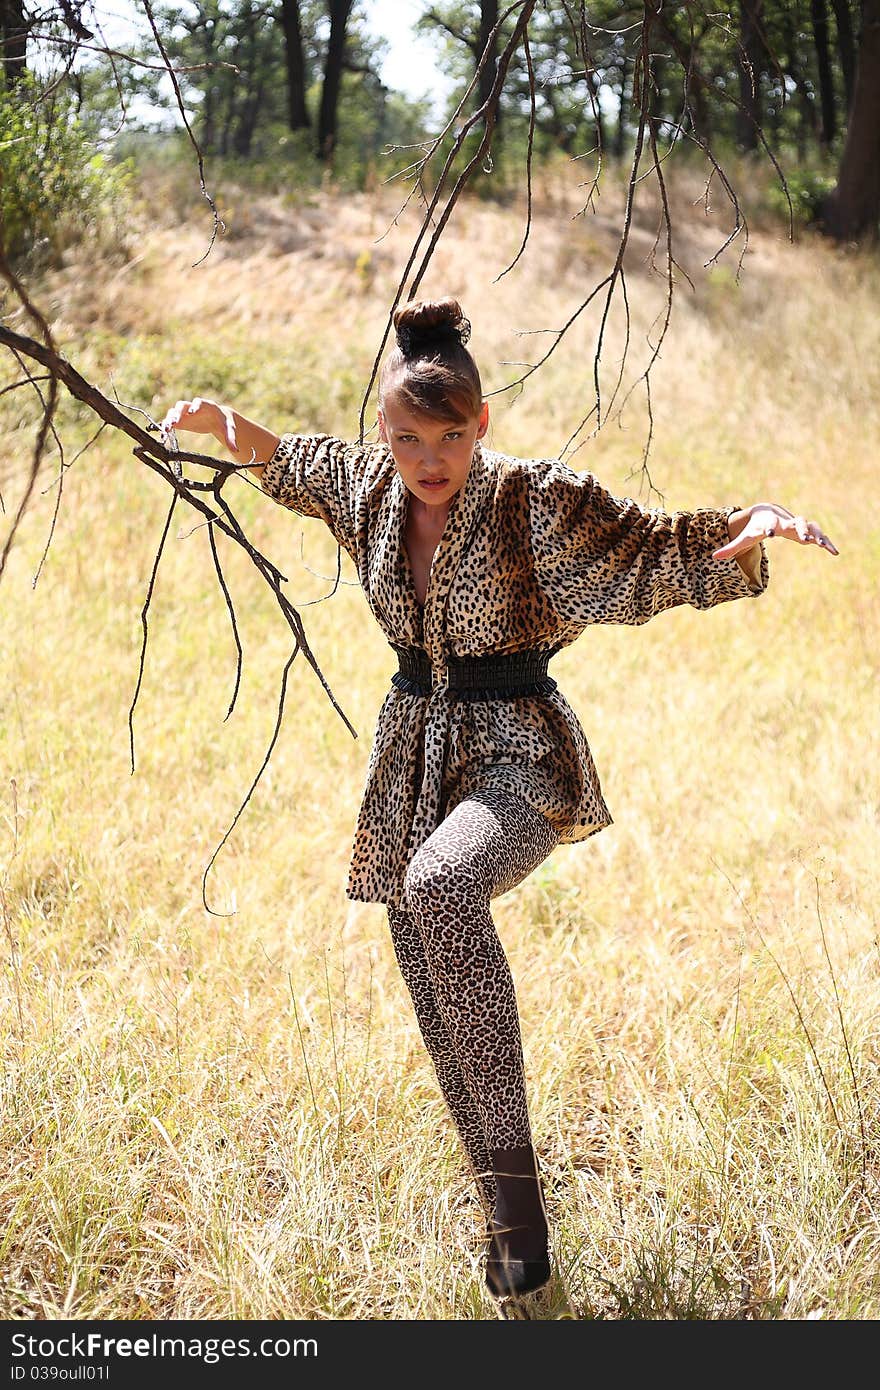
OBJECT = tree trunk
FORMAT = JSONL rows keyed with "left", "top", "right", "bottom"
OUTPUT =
{"left": 687, "top": 75, "right": 711, "bottom": 145}
{"left": 656, "top": 12, "right": 711, "bottom": 143}
{"left": 613, "top": 54, "right": 629, "bottom": 160}
{"left": 587, "top": 68, "right": 606, "bottom": 153}
{"left": 649, "top": 53, "right": 666, "bottom": 142}
{"left": 736, "top": 0, "right": 764, "bottom": 150}
{"left": 830, "top": 0, "right": 856, "bottom": 113}
{"left": 199, "top": 15, "right": 218, "bottom": 154}
{"left": 0, "top": 0, "right": 28, "bottom": 88}
{"left": 477, "top": 0, "right": 500, "bottom": 141}
{"left": 811, "top": 0, "right": 837, "bottom": 145}
{"left": 233, "top": 9, "right": 262, "bottom": 159}
{"left": 782, "top": 7, "right": 819, "bottom": 159}
{"left": 226, "top": 3, "right": 253, "bottom": 158}
{"left": 793, "top": 69, "right": 816, "bottom": 161}
{"left": 279, "top": 0, "right": 310, "bottom": 130}
{"left": 542, "top": 85, "right": 575, "bottom": 152}
{"left": 220, "top": 75, "right": 237, "bottom": 157}
{"left": 821, "top": 0, "right": 880, "bottom": 239}
{"left": 202, "top": 85, "right": 216, "bottom": 155}
{"left": 317, "top": 0, "right": 353, "bottom": 161}
{"left": 235, "top": 75, "right": 266, "bottom": 158}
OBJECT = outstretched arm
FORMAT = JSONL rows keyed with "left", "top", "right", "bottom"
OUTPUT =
{"left": 715, "top": 503, "right": 839, "bottom": 562}
{"left": 160, "top": 398, "right": 374, "bottom": 561}
{"left": 159, "top": 397, "right": 278, "bottom": 478}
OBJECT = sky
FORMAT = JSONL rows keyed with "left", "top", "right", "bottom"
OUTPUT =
{"left": 364, "top": 0, "right": 454, "bottom": 108}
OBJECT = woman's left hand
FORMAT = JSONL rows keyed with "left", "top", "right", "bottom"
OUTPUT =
{"left": 713, "top": 502, "right": 839, "bottom": 561}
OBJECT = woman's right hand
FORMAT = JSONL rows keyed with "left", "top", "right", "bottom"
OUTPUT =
{"left": 159, "top": 397, "right": 237, "bottom": 453}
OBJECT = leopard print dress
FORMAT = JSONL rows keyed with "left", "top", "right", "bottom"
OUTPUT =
{"left": 260, "top": 435, "right": 769, "bottom": 911}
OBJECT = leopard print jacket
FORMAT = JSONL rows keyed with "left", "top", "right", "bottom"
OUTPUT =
{"left": 261, "top": 436, "right": 769, "bottom": 908}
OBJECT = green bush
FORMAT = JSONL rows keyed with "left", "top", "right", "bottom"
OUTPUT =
{"left": 766, "top": 165, "right": 837, "bottom": 228}
{"left": 0, "top": 77, "right": 133, "bottom": 266}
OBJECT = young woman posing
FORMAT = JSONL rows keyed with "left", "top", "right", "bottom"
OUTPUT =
{"left": 160, "top": 298, "right": 837, "bottom": 1304}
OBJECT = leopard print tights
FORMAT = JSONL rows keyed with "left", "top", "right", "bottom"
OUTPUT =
{"left": 387, "top": 787, "right": 558, "bottom": 1215}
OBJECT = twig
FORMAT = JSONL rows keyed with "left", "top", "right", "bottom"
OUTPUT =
{"left": 358, "top": 0, "right": 536, "bottom": 440}
{"left": 0, "top": 374, "right": 51, "bottom": 399}
{"left": 25, "top": 30, "right": 241, "bottom": 75}
{"left": 140, "top": 0, "right": 225, "bottom": 266}
{"left": 207, "top": 512, "right": 243, "bottom": 721}
{"left": 0, "top": 257, "right": 60, "bottom": 585}
{"left": 129, "top": 491, "right": 176, "bottom": 775}
{"left": 0, "top": 323, "right": 355, "bottom": 738}
{"left": 493, "top": 24, "right": 536, "bottom": 282}
{"left": 34, "top": 421, "right": 108, "bottom": 587}
{"left": 201, "top": 647, "right": 297, "bottom": 917}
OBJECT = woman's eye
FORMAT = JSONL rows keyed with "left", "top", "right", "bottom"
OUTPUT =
{"left": 445, "top": 432, "right": 462, "bottom": 441}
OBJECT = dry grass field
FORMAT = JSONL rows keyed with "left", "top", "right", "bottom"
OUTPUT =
{"left": 1, "top": 157, "right": 878, "bottom": 1320}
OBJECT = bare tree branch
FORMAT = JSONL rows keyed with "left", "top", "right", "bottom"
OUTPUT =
{"left": 0, "top": 256, "right": 59, "bottom": 585}
{"left": 25, "top": 30, "right": 240, "bottom": 74}
{"left": 359, "top": 0, "right": 536, "bottom": 439}
{"left": 33, "top": 420, "right": 108, "bottom": 588}
{"left": 0, "top": 322, "right": 357, "bottom": 746}
{"left": 493, "top": 23, "right": 535, "bottom": 283}
{"left": 199, "top": 646, "right": 298, "bottom": 917}
{"left": 207, "top": 517, "right": 243, "bottom": 722}
{"left": 129, "top": 491, "right": 177, "bottom": 774}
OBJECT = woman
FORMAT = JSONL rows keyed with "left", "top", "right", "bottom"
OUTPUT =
{"left": 160, "top": 297, "right": 837, "bottom": 1303}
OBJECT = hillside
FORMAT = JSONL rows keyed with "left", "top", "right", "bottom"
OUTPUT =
{"left": 10, "top": 161, "right": 876, "bottom": 507}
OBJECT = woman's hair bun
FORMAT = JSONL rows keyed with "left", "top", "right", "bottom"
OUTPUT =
{"left": 380, "top": 294, "right": 482, "bottom": 420}
{"left": 393, "top": 297, "right": 471, "bottom": 358}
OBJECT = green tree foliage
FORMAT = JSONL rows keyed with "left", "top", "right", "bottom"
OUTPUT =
{"left": 1, "top": 2, "right": 875, "bottom": 240}
{"left": 127, "top": 0, "right": 431, "bottom": 181}
{"left": 419, "top": 0, "right": 857, "bottom": 166}
{"left": 410, "top": 1, "right": 872, "bottom": 232}
{"left": 0, "top": 75, "right": 131, "bottom": 264}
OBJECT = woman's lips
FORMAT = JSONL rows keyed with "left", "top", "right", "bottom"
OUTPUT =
{"left": 418, "top": 477, "right": 448, "bottom": 489}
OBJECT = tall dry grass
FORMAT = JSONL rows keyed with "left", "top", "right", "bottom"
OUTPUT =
{"left": 1, "top": 162, "right": 878, "bottom": 1320}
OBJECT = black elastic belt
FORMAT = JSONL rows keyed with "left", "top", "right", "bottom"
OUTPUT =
{"left": 390, "top": 644, "right": 557, "bottom": 701}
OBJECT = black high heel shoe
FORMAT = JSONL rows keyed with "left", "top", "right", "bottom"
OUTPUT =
{"left": 485, "top": 1144, "right": 552, "bottom": 1299}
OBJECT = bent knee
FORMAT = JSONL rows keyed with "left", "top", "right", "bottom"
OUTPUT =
{"left": 403, "top": 848, "right": 486, "bottom": 923}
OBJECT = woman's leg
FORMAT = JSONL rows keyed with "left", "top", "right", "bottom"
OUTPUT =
{"left": 401, "top": 787, "right": 558, "bottom": 1295}
{"left": 387, "top": 904, "right": 496, "bottom": 1217}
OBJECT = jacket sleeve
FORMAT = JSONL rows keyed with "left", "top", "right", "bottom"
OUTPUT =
{"left": 528, "top": 456, "right": 769, "bottom": 628}
{"left": 260, "top": 432, "right": 373, "bottom": 559}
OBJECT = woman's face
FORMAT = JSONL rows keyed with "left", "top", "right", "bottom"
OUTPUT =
{"left": 378, "top": 393, "right": 489, "bottom": 510}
